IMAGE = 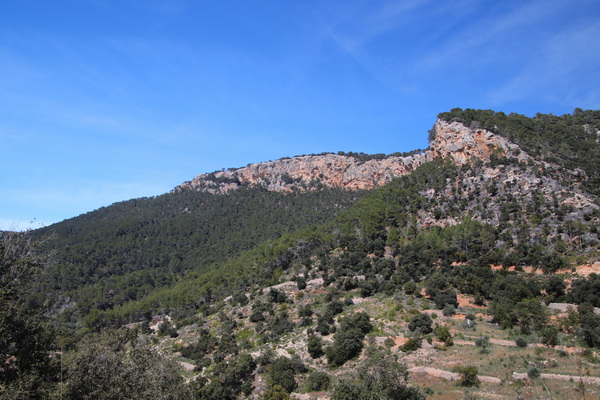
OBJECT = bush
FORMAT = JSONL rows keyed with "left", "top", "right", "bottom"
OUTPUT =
{"left": 408, "top": 313, "right": 433, "bottom": 334}
{"left": 261, "top": 384, "right": 290, "bottom": 400}
{"left": 434, "top": 289, "right": 458, "bottom": 309}
{"left": 404, "top": 281, "right": 417, "bottom": 295}
{"left": 455, "top": 365, "right": 480, "bottom": 387}
{"left": 269, "top": 288, "right": 289, "bottom": 304}
{"left": 331, "top": 357, "right": 425, "bottom": 400}
{"left": 326, "top": 328, "right": 364, "bottom": 367}
{"left": 474, "top": 336, "right": 490, "bottom": 354}
{"left": 435, "top": 326, "right": 454, "bottom": 346}
{"left": 268, "top": 357, "right": 304, "bottom": 393}
{"left": 157, "top": 320, "right": 178, "bottom": 338}
{"left": 540, "top": 326, "right": 559, "bottom": 347}
{"left": 304, "top": 371, "right": 330, "bottom": 392}
{"left": 307, "top": 334, "right": 324, "bottom": 359}
{"left": 527, "top": 367, "right": 541, "bottom": 379}
{"left": 515, "top": 337, "right": 528, "bottom": 348}
{"left": 400, "top": 338, "right": 421, "bottom": 352}
{"left": 296, "top": 276, "right": 307, "bottom": 290}
{"left": 442, "top": 304, "right": 456, "bottom": 316}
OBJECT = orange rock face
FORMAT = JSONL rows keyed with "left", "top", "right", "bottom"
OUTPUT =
{"left": 177, "top": 119, "right": 529, "bottom": 193}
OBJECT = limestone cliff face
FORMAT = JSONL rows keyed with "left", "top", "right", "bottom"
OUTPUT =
{"left": 428, "top": 119, "right": 529, "bottom": 164}
{"left": 176, "top": 119, "right": 529, "bottom": 193}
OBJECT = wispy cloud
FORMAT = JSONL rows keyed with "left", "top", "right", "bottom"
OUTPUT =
{"left": 488, "top": 18, "right": 600, "bottom": 107}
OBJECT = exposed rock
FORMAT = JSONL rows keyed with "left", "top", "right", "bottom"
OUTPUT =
{"left": 176, "top": 119, "right": 530, "bottom": 194}
{"left": 428, "top": 119, "right": 529, "bottom": 165}
{"left": 177, "top": 152, "right": 432, "bottom": 193}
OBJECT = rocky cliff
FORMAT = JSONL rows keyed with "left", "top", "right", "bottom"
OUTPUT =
{"left": 176, "top": 119, "right": 530, "bottom": 193}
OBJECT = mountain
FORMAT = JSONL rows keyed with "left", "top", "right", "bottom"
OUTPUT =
{"left": 7, "top": 108, "right": 600, "bottom": 399}
{"left": 176, "top": 117, "right": 529, "bottom": 194}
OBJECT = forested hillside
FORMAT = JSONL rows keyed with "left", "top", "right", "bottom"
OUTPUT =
{"left": 3, "top": 109, "right": 600, "bottom": 399}
{"left": 28, "top": 186, "right": 366, "bottom": 331}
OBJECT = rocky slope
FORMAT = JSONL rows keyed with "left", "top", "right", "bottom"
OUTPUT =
{"left": 176, "top": 119, "right": 530, "bottom": 194}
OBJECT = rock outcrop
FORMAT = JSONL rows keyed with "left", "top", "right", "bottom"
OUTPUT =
{"left": 428, "top": 119, "right": 529, "bottom": 164}
{"left": 176, "top": 119, "right": 529, "bottom": 193}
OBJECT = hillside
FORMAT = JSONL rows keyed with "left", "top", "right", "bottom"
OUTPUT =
{"left": 3, "top": 108, "right": 600, "bottom": 399}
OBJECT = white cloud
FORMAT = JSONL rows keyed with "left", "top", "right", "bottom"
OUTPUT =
{"left": 489, "top": 20, "right": 600, "bottom": 107}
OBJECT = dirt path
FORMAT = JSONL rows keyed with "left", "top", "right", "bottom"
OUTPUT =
{"left": 408, "top": 366, "right": 502, "bottom": 384}
{"left": 512, "top": 372, "right": 600, "bottom": 385}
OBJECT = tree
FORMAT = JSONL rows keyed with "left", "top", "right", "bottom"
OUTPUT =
{"left": 475, "top": 336, "right": 490, "bottom": 354}
{"left": 404, "top": 281, "right": 417, "bottom": 295}
{"left": 435, "top": 325, "right": 454, "bottom": 346}
{"left": 261, "top": 385, "right": 290, "bottom": 400}
{"left": 408, "top": 313, "right": 433, "bottom": 334}
{"left": 326, "top": 328, "right": 364, "bottom": 367}
{"left": 455, "top": 365, "right": 480, "bottom": 387}
{"left": 326, "top": 313, "right": 373, "bottom": 367}
{"left": 578, "top": 304, "right": 600, "bottom": 348}
{"left": 64, "top": 330, "right": 186, "bottom": 399}
{"left": 267, "top": 356, "right": 307, "bottom": 394}
{"left": 307, "top": 334, "right": 324, "bottom": 358}
{"left": 0, "top": 231, "right": 58, "bottom": 399}
{"left": 331, "top": 357, "right": 425, "bottom": 400}
{"left": 295, "top": 276, "right": 307, "bottom": 290}
{"left": 540, "top": 326, "right": 559, "bottom": 347}
{"left": 305, "top": 371, "right": 330, "bottom": 392}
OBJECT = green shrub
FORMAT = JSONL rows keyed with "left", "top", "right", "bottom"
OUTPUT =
{"left": 515, "top": 337, "right": 528, "bottom": 348}
{"left": 307, "top": 334, "right": 324, "bottom": 359}
{"left": 455, "top": 365, "right": 480, "bottom": 387}
{"left": 527, "top": 367, "right": 541, "bottom": 379}
{"left": 304, "top": 371, "right": 330, "bottom": 392}
{"left": 408, "top": 313, "right": 433, "bottom": 334}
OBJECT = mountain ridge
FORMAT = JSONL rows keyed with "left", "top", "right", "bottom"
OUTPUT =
{"left": 176, "top": 118, "right": 530, "bottom": 194}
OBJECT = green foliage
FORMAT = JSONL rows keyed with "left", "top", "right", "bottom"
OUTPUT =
{"left": 157, "top": 320, "right": 179, "bottom": 337}
{"left": 181, "top": 329, "right": 216, "bottom": 361}
{"left": 295, "top": 276, "right": 307, "bottom": 290}
{"left": 269, "top": 288, "right": 289, "bottom": 304}
{"left": 30, "top": 186, "right": 364, "bottom": 329}
{"left": 434, "top": 289, "right": 458, "bottom": 310}
{"left": 474, "top": 336, "right": 490, "bottom": 354}
{"left": 267, "top": 356, "right": 307, "bottom": 394}
{"left": 515, "top": 337, "right": 528, "bottom": 348}
{"left": 331, "top": 357, "right": 425, "bottom": 400}
{"left": 566, "top": 274, "right": 600, "bottom": 307}
{"left": 326, "top": 313, "right": 373, "bottom": 367}
{"left": 261, "top": 385, "right": 290, "bottom": 400}
{"left": 442, "top": 304, "right": 456, "bottom": 316}
{"left": 403, "top": 281, "right": 417, "bottom": 295}
{"left": 455, "top": 365, "right": 480, "bottom": 387}
{"left": 400, "top": 337, "right": 421, "bottom": 352}
{"left": 408, "top": 313, "right": 433, "bottom": 334}
{"left": 540, "top": 326, "right": 559, "bottom": 347}
{"left": 0, "top": 232, "right": 59, "bottom": 399}
{"left": 304, "top": 371, "right": 330, "bottom": 392}
{"left": 191, "top": 352, "right": 257, "bottom": 399}
{"left": 307, "top": 333, "right": 324, "bottom": 358}
{"left": 64, "top": 330, "right": 186, "bottom": 400}
{"left": 267, "top": 311, "right": 294, "bottom": 341}
{"left": 434, "top": 325, "right": 454, "bottom": 346}
{"left": 578, "top": 305, "right": 600, "bottom": 348}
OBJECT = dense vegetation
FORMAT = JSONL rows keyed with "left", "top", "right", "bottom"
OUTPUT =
{"left": 28, "top": 186, "right": 365, "bottom": 331}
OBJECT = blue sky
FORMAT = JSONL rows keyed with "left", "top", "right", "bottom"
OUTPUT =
{"left": 1, "top": 0, "right": 599, "bottom": 229}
